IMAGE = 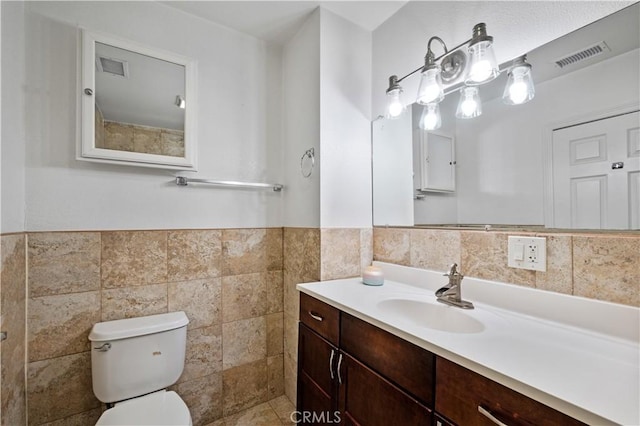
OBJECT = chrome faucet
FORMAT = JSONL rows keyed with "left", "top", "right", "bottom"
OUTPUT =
{"left": 435, "top": 263, "right": 474, "bottom": 309}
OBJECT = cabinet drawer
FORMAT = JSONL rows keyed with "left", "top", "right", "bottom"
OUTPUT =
{"left": 436, "top": 357, "right": 586, "bottom": 426}
{"left": 300, "top": 292, "right": 340, "bottom": 346}
{"left": 340, "top": 313, "right": 435, "bottom": 407}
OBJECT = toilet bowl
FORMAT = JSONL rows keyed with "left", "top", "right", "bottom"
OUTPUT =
{"left": 89, "top": 312, "right": 192, "bottom": 426}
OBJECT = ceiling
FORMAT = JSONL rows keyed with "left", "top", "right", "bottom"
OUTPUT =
{"left": 162, "top": 1, "right": 407, "bottom": 44}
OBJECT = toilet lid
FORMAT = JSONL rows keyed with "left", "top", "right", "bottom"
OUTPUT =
{"left": 96, "top": 390, "right": 192, "bottom": 426}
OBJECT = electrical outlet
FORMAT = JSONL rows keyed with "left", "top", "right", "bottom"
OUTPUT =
{"left": 508, "top": 236, "right": 546, "bottom": 272}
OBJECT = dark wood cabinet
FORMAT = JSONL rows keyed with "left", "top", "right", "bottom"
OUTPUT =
{"left": 435, "top": 357, "right": 586, "bottom": 426}
{"left": 298, "top": 293, "right": 585, "bottom": 426}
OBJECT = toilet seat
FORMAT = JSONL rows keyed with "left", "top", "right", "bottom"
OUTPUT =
{"left": 96, "top": 390, "right": 192, "bottom": 426}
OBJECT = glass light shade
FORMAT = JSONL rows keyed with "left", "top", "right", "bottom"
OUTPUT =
{"left": 385, "top": 87, "right": 406, "bottom": 119}
{"left": 416, "top": 67, "right": 445, "bottom": 105}
{"left": 455, "top": 86, "right": 482, "bottom": 119}
{"left": 502, "top": 64, "right": 535, "bottom": 105}
{"left": 420, "top": 103, "right": 442, "bottom": 130}
{"left": 465, "top": 40, "right": 499, "bottom": 85}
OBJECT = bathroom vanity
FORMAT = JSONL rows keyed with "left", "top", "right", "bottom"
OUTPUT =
{"left": 296, "top": 263, "right": 639, "bottom": 425}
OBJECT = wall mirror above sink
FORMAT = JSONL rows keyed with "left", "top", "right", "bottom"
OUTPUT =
{"left": 373, "top": 3, "right": 640, "bottom": 231}
{"left": 79, "top": 30, "right": 197, "bottom": 170}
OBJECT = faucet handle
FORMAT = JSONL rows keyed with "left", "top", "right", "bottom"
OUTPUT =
{"left": 444, "top": 263, "right": 458, "bottom": 277}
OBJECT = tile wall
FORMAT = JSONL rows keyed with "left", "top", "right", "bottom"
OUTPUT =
{"left": 1, "top": 233, "right": 27, "bottom": 426}
{"left": 25, "top": 228, "right": 283, "bottom": 426}
{"left": 373, "top": 227, "right": 640, "bottom": 307}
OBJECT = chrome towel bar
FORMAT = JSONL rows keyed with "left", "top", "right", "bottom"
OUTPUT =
{"left": 175, "top": 176, "right": 283, "bottom": 192}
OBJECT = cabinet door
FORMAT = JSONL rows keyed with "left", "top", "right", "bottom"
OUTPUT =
{"left": 436, "top": 357, "right": 586, "bottom": 426}
{"left": 338, "top": 353, "right": 432, "bottom": 426}
{"left": 298, "top": 323, "right": 339, "bottom": 424}
{"left": 418, "top": 131, "right": 456, "bottom": 192}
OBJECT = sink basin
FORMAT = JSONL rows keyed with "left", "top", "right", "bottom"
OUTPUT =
{"left": 377, "top": 298, "right": 485, "bottom": 334}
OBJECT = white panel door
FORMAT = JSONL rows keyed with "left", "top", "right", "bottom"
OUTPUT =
{"left": 552, "top": 111, "right": 640, "bottom": 229}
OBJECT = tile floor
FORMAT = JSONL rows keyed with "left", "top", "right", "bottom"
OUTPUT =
{"left": 206, "top": 395, "right": 296, "bottom": 426}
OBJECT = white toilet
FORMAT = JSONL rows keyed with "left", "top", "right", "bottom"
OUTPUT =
{"left": 88, "top": 311, "right": 192, "bottom": 425}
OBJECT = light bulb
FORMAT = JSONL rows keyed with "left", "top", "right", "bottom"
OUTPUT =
{"left": 385, "top": 88, "right": 406, "bottom": 119}
{"left": 420, "top": 104, "right": 441, "bottom": 130}
{"left": 456, "top": 86, "right": 482, "bottom": 119}
{"left": 465, "top": 40, "right": 498, "bottom": 85}
{"left": 416, "top": 67, "right": 444, "bottom": 105}
{"left": 508, "top": 79, "right": 528, "bottom": 104}
{"left": 502, "top": 61, "right": 535, "bottom": 105}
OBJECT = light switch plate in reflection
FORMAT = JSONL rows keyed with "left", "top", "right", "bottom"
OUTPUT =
{"left": 507, "top": 236, "right": 546, "bottom": 272}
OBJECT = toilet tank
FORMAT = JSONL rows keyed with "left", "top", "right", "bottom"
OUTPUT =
{"left": 89, "top": 311, "right": 189, "bottom": 403}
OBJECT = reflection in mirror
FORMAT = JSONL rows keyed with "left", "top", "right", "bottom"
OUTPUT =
{"left": 373, "top": 3, "right": 640, "bottom": 230}
{"left": 80, "top": 31, "right": 197, "bottom": 170}
{"left": 94, "top": 42, "right": 185, "bottom": 157}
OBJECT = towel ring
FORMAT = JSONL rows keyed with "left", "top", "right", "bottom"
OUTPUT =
{"left": 301, "top": 148, "right": 315, "bottom": 178}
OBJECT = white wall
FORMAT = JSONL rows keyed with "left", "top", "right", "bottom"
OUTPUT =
{"left": 23, "top": 1, "right": 283, "bottom": 231}
{"left": 282, "top": 9, "right": 321, "bottom": 228}
{"left": 456, "top": 49, "right": 640, "bottom": 225}
{"left": 372, "top": 1, "right": 632, "bottom": 118}
{"left": 1, "top": 2, "right": 26, "bottom": 234}
{"left": 319, "top": 9, "right": 372, "bottom": 228}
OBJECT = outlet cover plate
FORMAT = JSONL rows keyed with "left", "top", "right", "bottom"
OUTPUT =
{"left": 507, "top": 236, "right": 547, "bottom": 272}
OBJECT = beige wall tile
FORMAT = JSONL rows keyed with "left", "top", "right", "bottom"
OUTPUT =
{"left": 28, "top": 232, "right": 101, "bottom": 297}
{"left": 410, "top": 229, "right": 460, "bottom": 272}
{"left": 373, "top": 227, "right": 410, "bottom": 265}
{"left": 222, "top": 273, "right": 267, "bottom": 323}
{"left": 27, "top": 352, "right": 100, "bottom": 424}
{"left": 1, "top": 233, "right": 27, "bottom": 426}
{"left": 180, "top": 325, "right": 223, "bottom": 384}
{"left": 175, "top": 373, "right": 223, "bottom": 426}
{"left": 222, "top": 229, "right": 267, "bottom": 276}
{"left": 320, "top": 228, "right": 361, "bottom": 281}
{"left": 133, "top": 126, "right": 163, "bottom": 155}
{"left": 168, "top": 230, "right": 222, "bottom": 282}
{"left": 101, "top": 231, "right": 167, "bottom": 288}
{"left": 266, "top": 312, "right": 283, "bottom": 356}
{"left": 101, "top": 283, "right": 168, "bottom": 321}
{"left": 283, "top": 228, "right": 320, "bottom": 283}
{"left": 161, "top": 130, "right": 185, "bottom": 157}
{"left": 282, "top": 312, "right": 298, "bottom": 403}
{"left": 267, "top": 355, "right": 284, "bottom": 400}
{"left": 460, "top": 232, "right": 536, "bottom": 287}
{"left": 40, "top": 408, "right": 103, "bottom": 426}
{"left": 28, "top": 291, "right": 101, "bottom": 362}
{"left": 360, "top": 228, "right": 373, "bottom": 271}
{"left": 169, "top": 278, "right": 221, "bottom": 329}
{"left": 222, "top": 359, "right": 268, "bottom": 416}
{"left": 283, "top": 272, "right": 300, "bottom": 320}
{"left": 266, "top": 270, "right": 284, "bottom": 314}
{"left": 573, "top": 235, "right": 640, "bottom": 306}
{"left": 103, "top": 122, "right": 134, "bottom": 151}
{"left": 266, "top": 228, "right": 283, "bottom": 271}
{"left": 222, "top": 317, "right": 267, "bottom": 370}
{"left": 283, "top": 354, "right": 297, "bottom": 407}
{"left": 535, "top": 234, "right": 573, "bottom": 295}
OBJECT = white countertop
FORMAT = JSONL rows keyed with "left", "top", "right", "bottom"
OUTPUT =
{"left": 297, "top": 262, "right": 640, "bottom": 426}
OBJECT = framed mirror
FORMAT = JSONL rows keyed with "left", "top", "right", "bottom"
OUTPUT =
{"left": 372, "top": 3, "right": 640, "bottom": 230}
{"left": 79, "top": 30, "right": 197, "bottom": 170}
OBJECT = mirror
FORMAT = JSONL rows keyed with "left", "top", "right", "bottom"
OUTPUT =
{"left": 373, "top": 4, "right": 640, "bottom": 230}
{"left": 80, "top": 30, "right": 197, "bottom": 170}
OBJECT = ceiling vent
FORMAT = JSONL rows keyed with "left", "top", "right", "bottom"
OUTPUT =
{"left": 96, "top": 56, "right": 129, "bottom": 78}
{"left": 553, "top": 41, "right": 610, "bottom": 69}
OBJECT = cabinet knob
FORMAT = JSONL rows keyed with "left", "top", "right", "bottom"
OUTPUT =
{"left": 84, "top": 88, "right": 93, "bottom": 96}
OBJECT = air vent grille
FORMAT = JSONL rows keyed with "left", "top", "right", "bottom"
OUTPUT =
{"left": 97, "top": 57, "right": 129, "bottom": 78}
{"left": 554, "top": 41, "right": 610, "bottom": 69}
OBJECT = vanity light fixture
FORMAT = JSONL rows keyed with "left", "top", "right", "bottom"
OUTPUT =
{"left": 384, "top": 22, "right": 535, "bottom": 130}
{"left": 175, "top": 95, "right": 186, "bottom": 109}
